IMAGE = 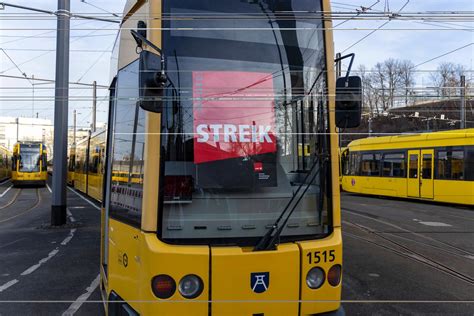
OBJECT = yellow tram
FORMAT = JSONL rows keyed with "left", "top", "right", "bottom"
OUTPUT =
{"left": 98, "top": 0, "right": 362, "bottom": 315}
{"left": 0, "top": 145, "right": 12, "bottom": 182}
{"left": 339, "top": 147, "right": 348, "bottom": 185}
{"left": 11, "top": 142, "right": 47, "bottom": 186}
{"left": 72, "top": 130, "right": 106, "bottom": 201}
{"left": 341, "top": 129, "right": 474, "bottom": 205}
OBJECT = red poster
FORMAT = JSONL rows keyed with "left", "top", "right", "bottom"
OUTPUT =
{"left": 193, "top": 71, "right": 277, "bottom": 164}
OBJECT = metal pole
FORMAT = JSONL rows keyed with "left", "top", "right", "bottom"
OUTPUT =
{"left": 92, "top": 80, "right": 97, "bottom": 132}
{"left": 32, "top": 75, "right": 35, "bottom": 119}
{"left": 16, "top": 118, "right": 19, "bottom": 142}
{"left": 368, "top": 117, "right": 373, "bottom": 137}
{"left": 460, "top": 75, "right": 466, "bottom": 129}
{"left": 73, "top": 110, "right": 76, "bottom": 145}
{"left": 51, "top": 0, "right": 70, "bottom": 226}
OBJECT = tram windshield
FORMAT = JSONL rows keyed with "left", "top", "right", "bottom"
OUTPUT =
{"left": 159, "top": 0, "right": 330, "bottom": 243}
{"left": 19, "top": 144, "right": 41, "bottom": 173}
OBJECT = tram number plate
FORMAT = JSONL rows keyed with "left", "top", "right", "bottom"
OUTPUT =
{"left": 306, "top": 250, "right": 335, "bottom": 264}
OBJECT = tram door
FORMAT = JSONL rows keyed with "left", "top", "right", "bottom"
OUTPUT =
{"left": 407, "top": 149, "right": 434, "bottom": 199}
{"left": 420, "top": 149, "right": 434, "bottom": 199}
{"left": 407, "top": 150, "right": 420, "bottom": 197}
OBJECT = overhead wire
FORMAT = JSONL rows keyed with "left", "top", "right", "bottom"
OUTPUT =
{"left": 0, "top": 19, "right": 95, "bottom": 45}
{"left": 78, "top": 0, "right": 120, "bottom": 18}
{"left": 0, "top": 74, "right": 109, "bottom": 87}
{"left": 412, "top": 43, "right": 474, "bottom": 68}
{"left": 333, "top": 0, "right": 381, "bottom": 28}
{"left": 2, "top": 48, "right": 113, "bottom": 52}
{"left": 341, "top": 0, "right": 411, "bottom": 53}
{"left": 76, "top": 41, "right": 116, "bottom": 82}
{"left": 0, "top": 24, "right": 119, "bottom": 74}
{"left": 0, "top": 48, "right": 33, "bottom": 85}
{"left": 0, "top": 33, "right": 117, "bottom": 39}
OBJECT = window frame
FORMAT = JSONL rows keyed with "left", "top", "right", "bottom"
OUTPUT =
{"left": 107, "top": 59, "right": 143, "bottom": 228}
{"left": 157, "top": 0, "right": 333, "bottom": 245}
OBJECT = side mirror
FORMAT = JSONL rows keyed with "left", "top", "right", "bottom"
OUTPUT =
{"left": 138, "top": 50, "right": 166, "bottom": 113}
{"left": 335, "top": 76, "right": 362, "bottom": 128}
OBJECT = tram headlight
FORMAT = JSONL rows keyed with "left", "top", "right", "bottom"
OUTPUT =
{"left": 327, "top": 264, "right": 342, "bottom": 287}
{"left": 178, "top": 274, "right": 204, "bottom": 299}
{"left": 151, "top": 274, "right": 176, "bottom": 299}
{"left": 306, "top": 267, "right": 325, "bottom": 289}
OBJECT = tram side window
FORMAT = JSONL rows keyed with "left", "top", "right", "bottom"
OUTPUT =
{"left": 466, "top": 149, "right": 474, "bottom": 181}
{"left": 422, "top": 153, "right": 432, "bottom": 179}
{"left": 382, "top": 153, "right": 406, "bottom": 177}
{"left": 42, "top": 152, "right": 47, "bottom": 171}
{"left": 437, "top": 149, "right": 465, "bottom": 180}
{"left": 437, "top": 151, "right": 449, "bottom": 179}
{"left": 348, "top": 152, "right": 361, "bottom": 176}
{"left": 90, "top": 156, "right": 99, "bottom": 174}
{"left": 75, "top": 152, "right": 83, "bottom": 174}
{"left": 451, "top": 151, "right": 464, "bottom": 180}
{"left": 341, "top": 152, "right": 349, "bottom": 176}
{"left": 360, "top": 153, "right": 381, "bottom": 176}
{"left": 109, "top": 59, "right": 142, "bottom": 227}
{"left": 68, "top": 155, "right": 75, "bottom": 172}
{"left": 409, "top": 154, "right": 418, "bottom": 178}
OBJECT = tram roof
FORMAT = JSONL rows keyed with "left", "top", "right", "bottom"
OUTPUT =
{"left": 347, "top": 128, "right": 474, "bottom": 149}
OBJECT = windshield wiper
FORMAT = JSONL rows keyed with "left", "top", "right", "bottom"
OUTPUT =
{"left": 254, "top": 155, "right": 325, "bottom": 251}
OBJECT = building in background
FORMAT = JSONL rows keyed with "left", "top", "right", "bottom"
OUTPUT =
{"left": 0, "top": 117, "right": 54, "bottom": 152}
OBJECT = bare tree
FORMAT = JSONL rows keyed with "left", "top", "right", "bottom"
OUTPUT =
{"left": 430, "top": 62, "right": 467, "bottom": 97}
{"left": 358, "top": 65, "right": 372, "bottom": 114}
{"left": 398, "top": 60, "right": 415, "bottom": 106}
{"left": 383, "top": 58, "right": 402, "bottom": 109}
{"left": 357, "top": 58, "right": 417, "bottom": 115}
{"left": 374, "top": 62, "right": 388, "bottom": 111}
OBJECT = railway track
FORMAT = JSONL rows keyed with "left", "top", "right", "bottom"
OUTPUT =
{"left": 343, "top": 220, "right": 473, "bottom": 259}
{"left": 0, "top": 188, "right": 41, "bottom": 224}
{"left": 343, "top": 207, "right": 473, "bottom": 257}
{"left": 0, "top": 188, "right": 22, "bottom": 210}
{"left": 342, "top": 209, "right": 474, "bottom": 286}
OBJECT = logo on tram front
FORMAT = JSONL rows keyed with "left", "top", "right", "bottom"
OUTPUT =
{"left": 250, "top": 272, "right": 270, "bottom": 293}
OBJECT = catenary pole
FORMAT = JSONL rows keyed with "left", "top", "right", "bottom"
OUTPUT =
{"left": 460, "top": 75, "right": 466, "bottom": 129}
{"left": 73, "top": 110, "right": 77, "bottom": 145}
{"left": 51, "top": 0, "right": 70, "bottom": 226}
{"left": 92, "top": 80, "right": 97, "bottom": 132}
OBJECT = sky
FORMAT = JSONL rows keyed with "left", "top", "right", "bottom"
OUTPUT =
{"left": 0, "top": 0, "right": 473, "bottom": 128}
{"left": 332, "top": 0, "right": 474, "bottom": 79}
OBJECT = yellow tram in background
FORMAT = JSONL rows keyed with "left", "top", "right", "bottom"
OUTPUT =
{"left": 70, "top": 130, "right": 106, "bottom": 201}
{"left": 11, "top": 142, "right": 47, "bottom": 186}
{"left": 341, "top": 129, "right": 474, "bottom": 205}
{"left": 96, "top": 0, "right": 362, "bottom": 315}
{"left": 0, "top": 145, "right": 12, "bottom": 182}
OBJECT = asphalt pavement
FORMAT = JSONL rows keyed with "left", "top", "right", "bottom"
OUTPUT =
{"left": 341, "top": 193, "right": 474, "bottom": 315}
{"left": 0, "top": 180, "right": 102, "bottom": 316}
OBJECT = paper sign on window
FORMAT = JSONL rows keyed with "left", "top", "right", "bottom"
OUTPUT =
{"left": 193, "top": 71, "right": 277, "bottom": 164}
